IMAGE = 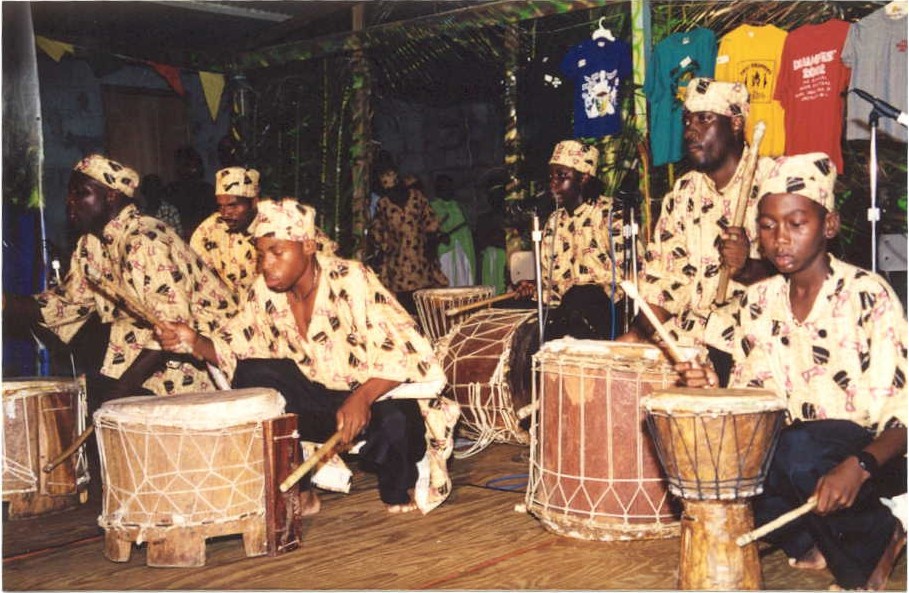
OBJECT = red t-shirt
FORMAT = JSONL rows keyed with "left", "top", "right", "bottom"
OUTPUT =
{"left": 775, "top": 20, "right": 852, "bottom": 172}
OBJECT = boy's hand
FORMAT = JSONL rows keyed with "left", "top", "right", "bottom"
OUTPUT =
{"left": 673, "top": 360, "right": 718, "bottom": 388}
{"left": 155, "top": 321, "right": 197, "bottom": 355}
{"left": 813, "top": 456, "right": 869, "bottom": 515}
{"left": 720, "top": 226, "right": 750, "bottom": 277}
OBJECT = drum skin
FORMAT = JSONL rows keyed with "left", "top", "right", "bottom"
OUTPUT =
{"left": 527, "top": 340, "right": 692, "bottom": 541}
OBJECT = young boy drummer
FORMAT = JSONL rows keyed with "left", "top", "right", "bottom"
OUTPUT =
{"left": 677, "top": 152, "right": 907, "bottom": 590}
{"left": 156, "top": 198, "right": 459, "bottom": 515}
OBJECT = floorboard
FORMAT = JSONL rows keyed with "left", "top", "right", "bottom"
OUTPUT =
{"left": 3, "top": 442, "right": 905, "bottom": 590}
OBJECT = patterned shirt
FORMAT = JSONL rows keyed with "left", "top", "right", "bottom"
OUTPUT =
{"left": 540, "top": 195, "right": 635, "bottom": 305}
{"left": 36, "top": 204, "right": 239, "bottom": 395}
{"left": 718, "top": 256, "right": 907, "bottom": 433}
{"left": 212, "top": 253, "right": 457, "bottom": 512}
{"left": 191, "top": 209, "right": 339, "bottom": 295}
{"left": 371, "top": 188, "right": 448, "bottom": 293}
{"left": 638, "top": 147, "right": 773, "bottom": 346}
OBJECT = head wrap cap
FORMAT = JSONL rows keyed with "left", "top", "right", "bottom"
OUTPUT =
{"left": 73, "top": 154, "right": 140, "bottom": 198}
{"left": 684, "top": 78, "right": 750, "bottom": 119}
{"left": 251, "top": 198, "right": 316, "bottom": 242}
{"left": 758, "top": 152, "right": 837, "bottom": 211}
{"left": 216, "top": 167, "right": 260, "bottom": 198}
{"left": 549, "top": 140, "right": 599, "bottom": 176}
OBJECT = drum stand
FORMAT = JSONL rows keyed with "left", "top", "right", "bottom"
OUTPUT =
{"left": 531, "top": 212, "right": 545, "bottom": 344}
{"left": 678, "top": 499, "right": 762, "bottom": 590}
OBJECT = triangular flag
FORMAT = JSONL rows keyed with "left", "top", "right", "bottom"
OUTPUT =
{"left": 199, "top": 71, "right": 226, "bottom": 122}
{"left": 150, "top": 62, "right": 185, "bottom": 96}
{"left": 35, "top": 36, "right": 74, "bottom": 63}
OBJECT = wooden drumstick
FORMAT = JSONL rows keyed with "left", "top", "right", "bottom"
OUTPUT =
{"left": 445, "top": 291, "right": 518, "bottom": 318}
{"left": 279, "top": 431, "right": 344, "bottom": 493}
{"left": 736, "top": 496, "right": 817, "bottom": 547}
{"left": 42, "top": 424, "right": 94, "bottom": 474}
{"left": 620, "top": 281, "right": 693, "bottom": 365}
{"left": 715, "top": 121, "right": 766, "bottom": 305}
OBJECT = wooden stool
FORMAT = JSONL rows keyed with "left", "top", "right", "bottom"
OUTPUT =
{"left": 95, "top": 389, "right": 302, "bottom": 567}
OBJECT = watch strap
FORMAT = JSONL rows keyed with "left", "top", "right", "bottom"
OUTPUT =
{"left": 854, "top": 450, "right": 879, "bottom": 477}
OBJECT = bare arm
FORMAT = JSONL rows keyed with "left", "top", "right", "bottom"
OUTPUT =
{"left": 336, "top": 378, "right": 401, "bottom": 445}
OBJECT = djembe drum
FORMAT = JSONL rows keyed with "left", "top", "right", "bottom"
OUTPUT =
{"left": 526, "top": 339, "right": 697, "bottom": 541}
{"left": 642, "top": 387, "right": 785, "bottom": 590}
{"left": 413, "top": 286, "right": 495, "bottom": 343}
{"left": 2, "top": 377, "right": 90, "bottom": 518}
{"left": 435, "top": 308, "right": 539, "bottom": 456}
{"left": 95, "top": 388, "right": 301, "bottom": 567}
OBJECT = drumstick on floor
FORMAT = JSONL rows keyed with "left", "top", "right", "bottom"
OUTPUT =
{"left": 736, "top": 496, "right": 818, "bottom": 547}
{"left": 620, "top": 281, "right": 693, "bottom": 365}
{"left": 279, "top": 431, "right": 344, "bottom": 493}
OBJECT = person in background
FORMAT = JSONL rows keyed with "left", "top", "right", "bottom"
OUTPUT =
{"left": 369, "top": 161, "right": 448, "bottom": 315}
{"left": 618, "top": 78, "right": 774, "bottom": 386}
{"left": 474, "top": 176, "right": 508, "bottom": 296}
{"left": 140, "top": 174, "right": 183, "bottom": 237}
{"left": 3, "top": 154, "right": 239, "bottom": 411}
{"left": 514, "top": 140, "right": 633, "bottom": 340}
{"left": 429, "top": 174, "right": 475, "bottom": 287}
{"left": 167, "top": 145, "right": 215, "bottom": 240}
{"left": 676, "top": 153, "right": 907, "bottom": 591}
{"left": 156, "top": 198, "right": 460, "bottom": 516}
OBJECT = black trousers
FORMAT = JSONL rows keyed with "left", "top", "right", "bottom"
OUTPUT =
{"left": 753, "top": 419, "right": 906, "bottom": 589}
{"left": 233, "top": 358, "right": 426, "bottom": 505}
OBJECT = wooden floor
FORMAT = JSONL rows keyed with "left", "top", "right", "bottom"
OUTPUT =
{"left": 2, "top": 442, "right": 906, "bottom": 590}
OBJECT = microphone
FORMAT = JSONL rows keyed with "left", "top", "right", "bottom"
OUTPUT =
{"left": 851, "top": 88, "right": 909, "bottom": 128}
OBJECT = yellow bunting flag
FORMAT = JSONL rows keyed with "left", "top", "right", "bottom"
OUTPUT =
{"left": 199, "top": 71, "right": 225, "bottom": 122}
{"left": 35, "top": 36, "right": 74, "bottom": 63}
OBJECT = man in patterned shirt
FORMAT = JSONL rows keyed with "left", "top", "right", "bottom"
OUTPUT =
{"left": 514, "top": 140, "right": 634, "bottom": 340}
{"left": 3, "top": 154, "right": 240, "bottom": 408}
{"left": 157, "top": 198, "right": 459, "bottom": 516}
{"left": 677, "top": 153, "right": 907, "bottom": 590}
{"left": 618, "top": 79, "right": 774, "bottom": 384}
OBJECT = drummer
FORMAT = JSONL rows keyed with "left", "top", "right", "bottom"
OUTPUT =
{"left": 156, "top": 198, "right": 459, "bottom": 516}
{"left": 676, "top": 152, "right": 907, "bottom": 590}
{"left": 617, "top": 78, "right": 775, "bottom": 385}
{"left": 3, "top": 154, "right": 240, "bottom": 406}
{"left": 514, "top": 140, "right": 636, "bottom": 340}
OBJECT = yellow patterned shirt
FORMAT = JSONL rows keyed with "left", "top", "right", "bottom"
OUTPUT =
{"left": 718, "top": 256, "right": 907, "bottom": 433}
{"left": 212, "top": 253, "right": 457, "bottom": 512}
{"left": 540, "top": 195, "right": 636, "bottom": 305}
{"left": 36, "top": 204, "right": 239, "bottom": 395}
{"left": 638, "top": 148, "right": 773, "bottom": 346}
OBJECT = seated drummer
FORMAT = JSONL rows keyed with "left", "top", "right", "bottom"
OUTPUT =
{"left": 156, "top": 198, "right": 459, "bottom": 515}
{"left": 3, "top": 154, "right": 240, "bottom": 408}
{"left": 676, "top": 153, "right": 907, "bottom": 590}
{"left": 514, "top": 140, "right": 636, "bottom": 340}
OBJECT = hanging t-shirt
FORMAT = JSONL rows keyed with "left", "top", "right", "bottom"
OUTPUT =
{"left": 775, "top": 19, "right": 852, "bottom": 172}
{"left": 561, "top": 37, "right": 633, "bottom": 139}
{"left": 644, "top": 27, "right": 717, "bottom": 167}
{"left": 841, "top": 7, "right": 908, "bottom": 143}
{"left": 715, "top": 24, "right": 788, "bottom": 157}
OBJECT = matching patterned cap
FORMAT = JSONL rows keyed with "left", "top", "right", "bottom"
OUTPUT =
{"left": 758, "top": 152, "right": 838, "bottom": 211}
{"left": 215, "top": 167, "right": 260, "bottom": 198}
{"left": 684, "top": 78, "right": 750, "bottom": 119}
{"left": 549, "top": 140, "right": 600, "bottom": 176}
{"left": 251, "top": 198, "right": 316, "bottom": 242}
{"left": 73, "top": 154, "right": 140, "bottom": 198}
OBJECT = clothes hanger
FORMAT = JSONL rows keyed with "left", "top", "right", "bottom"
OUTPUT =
{"left": 592, "top": 17, "right": 615, "bottom": 42}
{"left": 884, "top": 0, "right": 908, "bottom": 18}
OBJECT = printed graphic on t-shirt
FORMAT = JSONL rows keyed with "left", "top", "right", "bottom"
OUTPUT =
{"left": 582, "top": 68, "right": 620, "bottom": 118}
{"left": 790, "top": 50, "right": 838, "bottom": 102}
{"left": 737, "top": 60, "right": 776, "bottom": 103}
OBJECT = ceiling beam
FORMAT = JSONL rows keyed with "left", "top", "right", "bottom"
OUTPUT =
{"left": 151, "top": 1, "right": 293, "bottom": 22}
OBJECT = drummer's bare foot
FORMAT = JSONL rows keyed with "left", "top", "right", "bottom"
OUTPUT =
{"left": 386, "top": 500, "right": 419, "bottom": 514}
{"left": 789, "top": 546, "right": 827, "bottom": 571}
{"left": 298, "top": 490, "right": 321, "bottom": 516}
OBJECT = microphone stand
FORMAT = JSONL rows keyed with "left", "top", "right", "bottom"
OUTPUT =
{"left": 868, "top": 108, "right": 881, "bottom": 273}
{"left": 532, "top": 211, "right": 545, "bottom": 344}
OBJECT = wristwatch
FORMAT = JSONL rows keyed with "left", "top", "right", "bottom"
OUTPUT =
{"left": 854, "top": 450, "right": 879, "bottom": 477}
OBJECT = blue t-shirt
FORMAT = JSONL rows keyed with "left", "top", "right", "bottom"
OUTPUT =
{"left": 644, "top": 27, "right": 717, "bottom": 166}
{"left": 561, "top": 38, "right": 633, "bottom": 139}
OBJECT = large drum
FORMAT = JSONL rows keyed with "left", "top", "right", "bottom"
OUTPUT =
{"left": 414, "top": 286, "right": 495, "bottom": 343}
{"left": 95, "top": 388, "right": 296, "bottom": 567}
{"left": 526, "top": 340, "right": 694, "bottom": 541}
{"left": 435, "top": 308, "right": 539, "bottom": 455}
{"left": 642, "top": 387, "right": 785, "bottom": 590}
{"left": 2, "top": 377, "right": 90, "bottom": 518}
